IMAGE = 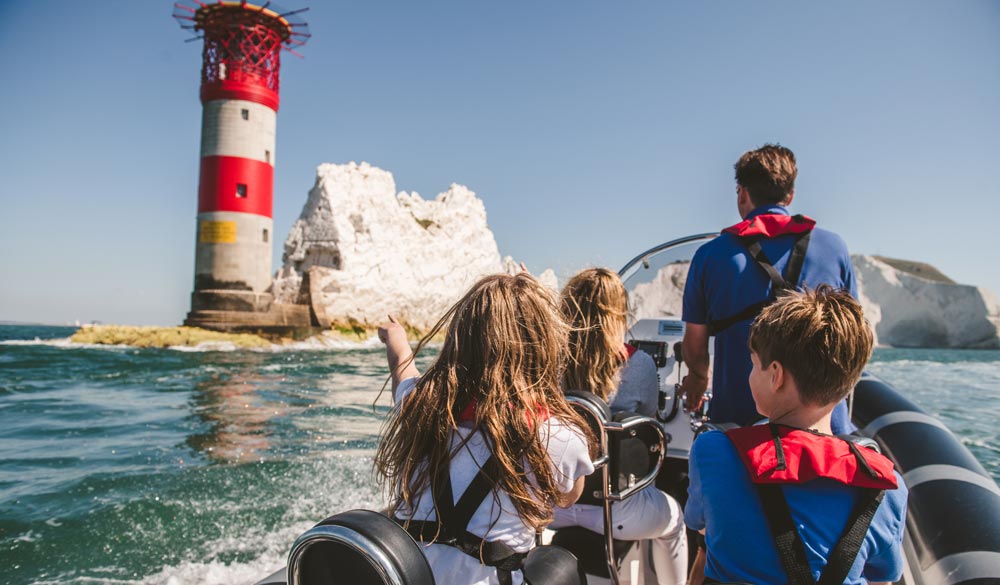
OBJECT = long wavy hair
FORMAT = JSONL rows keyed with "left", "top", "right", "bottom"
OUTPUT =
{"left": 374, "top": 272, "right": 595, "bottom": 531}
{"left": 561, "top": 268, "right": 629, "bottom": 400}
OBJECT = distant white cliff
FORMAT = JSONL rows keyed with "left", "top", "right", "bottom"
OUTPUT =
{"left": 626, "top": 256, "right": 1000, "bottom": 349}
{"left": 273, "top": 162, "right": 554, "bottom": 331}
{"left": 853, "top": 255, "right": 1000, "bottom": 349}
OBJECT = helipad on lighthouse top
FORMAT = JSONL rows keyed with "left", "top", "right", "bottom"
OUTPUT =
{"left": 172, "top": 1, "right": 311, "bottom": 54}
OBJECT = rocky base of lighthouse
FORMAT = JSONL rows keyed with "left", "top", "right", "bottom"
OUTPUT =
{"left": 183, "top": 289, "right": 318, "bottom": 339}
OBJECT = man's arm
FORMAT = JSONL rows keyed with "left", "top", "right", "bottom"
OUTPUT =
{"left": 680, "top": 322, "right": 710, "bottom": 411}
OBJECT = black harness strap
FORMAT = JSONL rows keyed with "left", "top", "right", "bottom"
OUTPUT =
{"left": 752, "top": 431, "right": 887, "bottom": 585}
{"left": 818, "top": 488, "right": 885, "bottom": 585}
{"left": 397, "top": 455, "right": 526, "bottom": 585}
{"left": 743, "top": 239, "right": 789, "bottom": 291}
{"left": 785, "top": 230, "right": 811, "bottom": 291}
{"left": 706, "top": 226, "right": 813, "bottom": 336}
{"left": 756, "top": 483, "right": 816, "bottom": 585}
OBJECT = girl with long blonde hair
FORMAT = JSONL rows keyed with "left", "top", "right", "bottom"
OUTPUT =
{"left": 561, "top": 267, "right": 630, "bottom": 401}
{"left": 375, "top": 272, "right": 595, "bottom": 585}
{"left": 553, "top": 267, "right": 688, "bottom": 585}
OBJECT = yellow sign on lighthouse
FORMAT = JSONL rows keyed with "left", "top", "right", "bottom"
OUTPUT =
{"left": 198, "top": 220, "right": 237, "bottom": 243}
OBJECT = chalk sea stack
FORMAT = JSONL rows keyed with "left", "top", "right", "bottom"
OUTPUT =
{"left": 628, "top": 255, "right": 1000, "bottom": 349}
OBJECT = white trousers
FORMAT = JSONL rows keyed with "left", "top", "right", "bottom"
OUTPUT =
{"left": 551, "top": 485, "right": 688, "bottom": 585}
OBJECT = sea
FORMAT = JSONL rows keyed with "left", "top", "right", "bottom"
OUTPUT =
{"left": 2, "top": 324, "right": 998, "bottom": 584}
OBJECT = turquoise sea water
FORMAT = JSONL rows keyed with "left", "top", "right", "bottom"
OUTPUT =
{"left": 1, "top": 324, "right": 998, "bottom": 584}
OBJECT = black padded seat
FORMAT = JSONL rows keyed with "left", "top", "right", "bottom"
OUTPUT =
{"left": 549, "top": 526, "right": 635, "bottom": 578}
{"left": 522, "top": 545, "right": 587, "bottom": 585}
{"left": 288, "top": 509, "right": 435, "bottom": 585}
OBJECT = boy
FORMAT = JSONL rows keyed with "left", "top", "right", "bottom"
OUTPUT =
{"left": 685, "top": 286, "right": 907, "bottom": 584}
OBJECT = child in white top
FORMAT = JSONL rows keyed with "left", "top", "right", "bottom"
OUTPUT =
{"left": 551, "top": 268, "right": 688, "bottom": 585}
{"left": 375, "top": 273, "right": 596, "bottom": 585}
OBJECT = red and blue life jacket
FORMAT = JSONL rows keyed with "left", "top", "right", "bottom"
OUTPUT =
{"left": 707, "top": 214, "right": 816, "bottom": 336}
{"left": 725, "top": 424, "right": 898, "bottom": 585}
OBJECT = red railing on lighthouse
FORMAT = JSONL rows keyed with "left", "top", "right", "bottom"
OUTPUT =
{"left": 173, "top": 1, "right": 311, "bottom": 110}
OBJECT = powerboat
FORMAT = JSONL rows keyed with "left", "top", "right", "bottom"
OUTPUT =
{"left": 257, "top": 234, "right": 1000, "bottom": 585}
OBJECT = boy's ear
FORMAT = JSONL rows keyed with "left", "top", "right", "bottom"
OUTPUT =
{"left": 768, "top": 360, "right": 785, "bottom": 391}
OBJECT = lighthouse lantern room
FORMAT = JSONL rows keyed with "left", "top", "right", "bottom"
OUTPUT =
{"left": 173, "top": 1, "right": 309, "bottom": 329}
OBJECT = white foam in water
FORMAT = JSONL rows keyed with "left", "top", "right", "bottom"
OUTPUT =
{"left": 0, "top": 337, "right": 130, "bottom": 350}
{"left": 0, "top": 333, "right": 384, "bottom": 353}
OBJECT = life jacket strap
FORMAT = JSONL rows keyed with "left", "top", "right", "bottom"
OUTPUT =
{"left": 706, "top": 228, "right": 812, "bottom": 336}
{"left": 395, "top": 454, "right": 526, "bottom": 585}
{"left": 727, "top": 426, "right": 893, "bottom": 585}
{"left": 756, "top": 482, "right": 885, "bottom": 585}
{"left": 819, "top": 487, "right": 886, "bottom": 585}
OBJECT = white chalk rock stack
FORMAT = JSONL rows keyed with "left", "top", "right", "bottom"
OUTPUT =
{"left": 273, "top": 162, "right": 539, "bottom": 331}
{"left": 618, "top": 254, "right": 1000, "bottom": 349}
{"left": 853, "top": 255, "right": 1000, "bottom": 349}
{"left": 627, "top": 262, "right": 690, "bottom": 324}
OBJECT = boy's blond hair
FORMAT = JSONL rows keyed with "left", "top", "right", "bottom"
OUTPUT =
{"left": 749, "top": 285, "right": 873, "bottom": 406}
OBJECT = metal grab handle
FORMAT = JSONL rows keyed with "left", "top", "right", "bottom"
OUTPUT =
{"left": 603, "top": 417, "right": 667, "bottom": 502}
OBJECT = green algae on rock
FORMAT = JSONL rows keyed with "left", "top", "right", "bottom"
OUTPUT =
{"left": 70, "top": 325, "right": 272, "bottom": 349}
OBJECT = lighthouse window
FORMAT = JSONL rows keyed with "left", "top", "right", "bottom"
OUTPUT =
{"left": 265, "top": 150, "right": 271, "bottom": 163}
{"left": 263, "top": 229, "right": 269, "bottom": 243}
{"left": 241, "top": 108, "right": 249, "bottom": 120}
{"left": 236, "top": 183, "right": 247, "bottom": 198}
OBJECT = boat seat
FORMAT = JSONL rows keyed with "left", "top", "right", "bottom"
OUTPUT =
{"left": 522, "top": 545, "right": 587, "bottom": 585}
{"left": 287, "top": 509, "right": 435, "bottom": 585}
{"left": 549, "top": 526, "right": 635, "bottom": 579}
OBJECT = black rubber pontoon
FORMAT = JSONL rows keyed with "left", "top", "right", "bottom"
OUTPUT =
{"left": 853, "top": 375, "right": 1000, "bottom": 585}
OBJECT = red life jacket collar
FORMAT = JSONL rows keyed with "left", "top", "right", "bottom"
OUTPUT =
{"left": 457, "top": 400, "right": 550, "bottom": 426}
{"left": 726, "top": 424, "right": 898, "bottom": 490}
{"left": 723, "top": 213, "right": 816, "bottom": 238}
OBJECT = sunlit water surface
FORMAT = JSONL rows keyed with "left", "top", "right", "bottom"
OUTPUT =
{"left": 1, "top": 325, "right": 997, "bottom": 584}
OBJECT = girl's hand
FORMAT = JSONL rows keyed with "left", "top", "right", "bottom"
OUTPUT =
{"left": 378, "top": 315, "right": 419, "bottom": 393}
{"left": 378, "top": 315, "right": 407, "bottom": 346}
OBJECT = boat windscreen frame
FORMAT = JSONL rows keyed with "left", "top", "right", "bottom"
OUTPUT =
{"left": 617, "top": 233, "right": 718, "bottom": 280}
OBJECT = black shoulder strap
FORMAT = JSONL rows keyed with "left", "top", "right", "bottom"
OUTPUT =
{"left": 817, "top": 488, "right": 885, "bottom": 585}
{"left": 706, "top": 299, "right": 770, "bottom": 336}
{"left": 706, "top": 230, "right": 812, "bottom": 336}
{"left": 422, "top": 454, "right": 524, "bottom": 585}
{"left": 452, "top": 455, "right": 501, "bottom": 531}
{"left": 756, "top": 483, "right": 816, "bottom": 585}
{"left": 754, "top": 439, "right": 887, "bottom": 585}
{"left": 430, "top": 457, "right": 458, "bottom": 539}
{"left": 742, "top": 238, "right": 789, "bottom": 291}
{"left": 784, "top": 230, "right": 812, "bottom": 291}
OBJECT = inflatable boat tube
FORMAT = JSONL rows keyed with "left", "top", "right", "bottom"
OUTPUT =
{"left": 852, "top": 374, "right": 1000, "bottom": 585}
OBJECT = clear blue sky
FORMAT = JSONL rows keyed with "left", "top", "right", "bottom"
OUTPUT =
{"left": 1, "top": 1, "right": 998, "bottom": 326}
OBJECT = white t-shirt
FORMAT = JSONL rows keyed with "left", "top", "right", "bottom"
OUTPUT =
{"left": 392, "top": 377, "right": 594, "bottom": 585}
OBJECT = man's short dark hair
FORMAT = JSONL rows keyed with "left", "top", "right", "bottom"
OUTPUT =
{"left": 734, "top": 144, "right": 797, "bottom": 206}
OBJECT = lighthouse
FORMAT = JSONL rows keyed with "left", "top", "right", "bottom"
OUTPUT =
{"left": 173, "top": 1, "right": 310, "bottom": 331}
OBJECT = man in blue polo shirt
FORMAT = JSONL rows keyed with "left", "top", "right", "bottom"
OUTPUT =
{"left": 679, "top": 144, "right": 856, "bottom": 431}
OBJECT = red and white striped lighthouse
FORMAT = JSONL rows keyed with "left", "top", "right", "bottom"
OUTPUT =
{"left": 174, "top": 1, "right": 309, "bottom": 325}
